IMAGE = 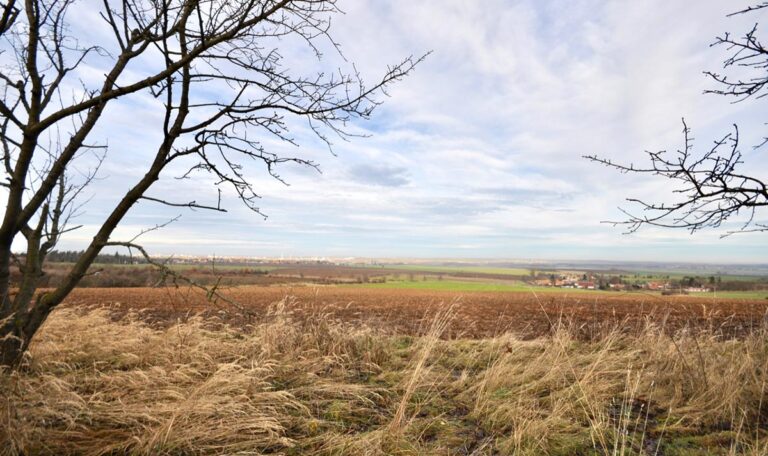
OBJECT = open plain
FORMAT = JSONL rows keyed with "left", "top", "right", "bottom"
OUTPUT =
{"left": 6, "top": 266, "right": 768, "bottom": 454}
{"left": 5, "top": 288, "right": 768, "bottom": 455}
{"left": 61, "top": 285, "right": 768, "bottom": 339}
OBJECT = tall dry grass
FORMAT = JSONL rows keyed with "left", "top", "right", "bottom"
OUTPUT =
{"left": 1, "top": 299, "right": 767, "bottom": 455}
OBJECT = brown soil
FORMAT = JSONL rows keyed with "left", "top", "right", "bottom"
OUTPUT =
{"left": 59, "top": 285, "right": 768, "bottom": 339}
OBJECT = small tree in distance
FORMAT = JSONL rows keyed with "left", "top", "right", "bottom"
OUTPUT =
{"left": 0, "top": 0, "right": 422, "bottom": 368}
{"left": 585, "top": 4, "right": 768, "bottom": 235}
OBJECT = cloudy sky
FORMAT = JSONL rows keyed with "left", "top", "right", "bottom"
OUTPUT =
{"left": 13, "top": 0, "right": 768, "bottom": 262}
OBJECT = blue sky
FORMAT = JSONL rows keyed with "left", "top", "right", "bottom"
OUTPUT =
{"left": 9, "top": 0, "right": 768, "bottom": 262}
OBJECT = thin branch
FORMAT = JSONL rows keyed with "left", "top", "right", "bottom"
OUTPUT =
{"left": 103, "top": 240, "right": 253, "bottom": 317}
{"left": 585, "top": 120, "right": 768, "bottom": 234}
{"left": 140, "top": 195, "right": 227, "bottom": 212}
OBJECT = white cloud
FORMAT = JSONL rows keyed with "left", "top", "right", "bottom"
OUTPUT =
{"left": 21, "top": 0, "right": 766, "bottom": 262}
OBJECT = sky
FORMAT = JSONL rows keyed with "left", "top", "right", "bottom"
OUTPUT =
{"left": 6, "top": 0, "right": 768, "bottom": 262}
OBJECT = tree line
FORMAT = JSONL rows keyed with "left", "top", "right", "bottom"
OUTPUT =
{"left": 43, "top": 250, "right": 147, "bottom": 265}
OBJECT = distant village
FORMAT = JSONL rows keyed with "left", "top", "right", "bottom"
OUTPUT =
{"left": 527, "top": 272, "right": 718, "bottom": 294}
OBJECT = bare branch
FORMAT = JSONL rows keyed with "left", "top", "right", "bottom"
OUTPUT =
{"left": 103, "top": 240, "right": 253, "bottom": 317}
{"left": 586, "top": 119, "right": 768, "bottom": 234}
{"left": 140, "top": 195, "right": 227, "bottom": 212}
{"left": 588, "top": 4, "right": 768, "bottom": 237}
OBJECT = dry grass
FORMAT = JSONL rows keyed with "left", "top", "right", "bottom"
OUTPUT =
{"left": 2, "top": 298, "right": 768, "bottom": 455}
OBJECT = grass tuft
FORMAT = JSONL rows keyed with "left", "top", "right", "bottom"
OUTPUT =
{"left": 2, "top": 299, "right": 768, "bottom": 455}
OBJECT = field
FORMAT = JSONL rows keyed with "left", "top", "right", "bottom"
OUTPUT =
{"left": 354, "top": 278, "right": 540, "bottom": 292}
{"left": 57, "top": 284, "right": 768, "bottom": 339}
{"left": 385, "top": 264, "right": 532, "bottom": 276}
{"left": 3, "top": 292, "right": 768, "bottom": 455}
{"left": 358, "top": 278, "right": 768, "bottom": 299}
{"left": 4, "top": 265, "right": 768, "bottom": 455}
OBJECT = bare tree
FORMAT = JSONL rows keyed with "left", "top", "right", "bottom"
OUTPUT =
{"left": 0, "top": 0, "right": 422, "bottom": 368}
{"left": 585, "top": 4, "right": 768, "bottom": 235}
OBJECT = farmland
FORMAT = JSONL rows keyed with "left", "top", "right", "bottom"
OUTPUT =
{"left": 31, "top": 260, "right": 768, "bottom": 296}
{"left": 58, "top": 283, "right": 768, "bottom": 339}
{"left": 384, "top": 264, "right": 532, "bottom": 276}
{"left": 4, "top": 288, "right": 768, "bottom": 455}
{"left": 19, "top": 260, "right": 768, "bottom": 339}
{"left": 5, "top": 262, "right": 768, "bottom": 454}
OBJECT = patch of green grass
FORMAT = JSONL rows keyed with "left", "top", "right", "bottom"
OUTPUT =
{"left": 351, "top": 279, "right": 615, "bottom": 294}
{"left": 352, "top": 279, "right": 526, "bottom": 292}
{"left": 661, "top": 432, "right": 738, "bottom": 455}
{"left": 387, "top": 265, "right": 532, "bottom": 276}
{"left": 689, "top": 290, "right": 768, "bottom": 300}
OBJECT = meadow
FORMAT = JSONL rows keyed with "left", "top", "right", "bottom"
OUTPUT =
{"left": 386, "top": 264, "right": 532, "bottom": 276}
{"left": 355, "top": 278, "right": 534, "bottom": 292}
{"left": 3, "top": 297, "right": 768, "bottom": 455}
{"left": 355, "top": 277, "right": 768, "bottom": 300}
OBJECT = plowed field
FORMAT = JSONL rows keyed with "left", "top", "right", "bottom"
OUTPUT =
{"left": 59, "top": 285, "right": 768, "bottom": 339}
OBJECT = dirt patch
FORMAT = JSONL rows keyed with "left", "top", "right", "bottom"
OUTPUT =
{"left": 59, "top": 286, "right": 768, "bottom": 339}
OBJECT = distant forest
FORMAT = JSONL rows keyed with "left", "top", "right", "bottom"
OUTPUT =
{"left": 45, "top": 250, "right": 147, "bottom": 264}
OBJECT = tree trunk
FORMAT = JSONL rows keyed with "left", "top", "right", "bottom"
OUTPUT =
{"left": 0, "top": 304, "right": 50, "bottom": 368}
{"left": 0, "top": 317, "right": 26, "bottom": 368}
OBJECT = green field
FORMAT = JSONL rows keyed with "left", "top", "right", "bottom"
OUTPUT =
{"left": 355, "top": 279, "right": 768, "bottom": 300}
{"left": 386, "top": 265, "right": 531, "bottom": 276}
{"left": 355, "top": 279, "right": 615, "bottom": 294}
{"left": 357, "top": 279, "right": 527, "bottom": 292}
{"left": 689, "top": 290, "right": 768, "bottom": 300}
